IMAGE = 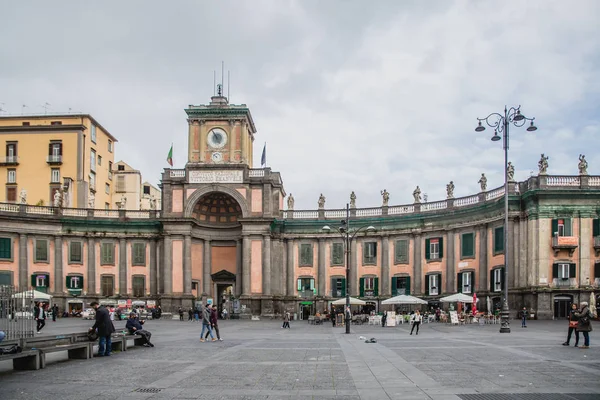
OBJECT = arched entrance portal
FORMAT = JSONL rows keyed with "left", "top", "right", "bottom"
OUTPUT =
{"left": 554, "top": 294, "right": 574, "bottom": 319}
{"left": 192, "top": 192, "right": 243, "bottom": 224}
{"left": 212, "top": 270, "right": 236, "bottom": 318}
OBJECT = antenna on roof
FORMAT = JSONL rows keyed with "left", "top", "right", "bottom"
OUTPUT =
{"left": 228, "top": 70, "right": 231, "bottom": 101}
{"left": 221, "top": 61, "right": 224, "bottom": 95}
{"left": 41, "top": 102, "right": 51, "bottom": 114}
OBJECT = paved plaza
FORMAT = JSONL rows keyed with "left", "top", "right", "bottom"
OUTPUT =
{"left": 1, "top": 318, "right": 600, "bottom": 400}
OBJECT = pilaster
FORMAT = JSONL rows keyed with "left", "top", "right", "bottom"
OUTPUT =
{"left": 203, "top": 239, "right": 211, "bottom": 295}
{"left": 87, "top": 237, "right": 96, "bottom": 294}
{"left": 149, "top": 239, "right": 157, "bottom": 295}
{"left": 19, "top": 234, "right": 27, "bottom": 289}
{"left": 235, "top": 239, "right": 242, "bottom": 297}
{"left": 183, "top": 235, "right": 192, "bottom": 294}
{"left": 54, "top": 236, "right": 63, "bottom": 293}
{"left": 381, "top": 235, "right": 390, "bottom": 296}
{"left": 318, "top": 238, "right": 326, "bottom": 297}
{"left": 286, "top": 239, "right": 294, "bottom": 296}
{"left": 350, "top": 239, "right": 358, "bottom": 296}
{"left": 446, "top": 231, "right": 455, "bottom": 294}
{"left": 242, "top": 236, "right": 251, "bottom": 295}
{"left": 262, "top": 235, "right": 271, "bottom": 295}
{"left": 413, "top": 234, "right": 422, "bottom": 295}
{"left": 579, "top": 214, "right": 592, "bottom": 287}
{"left": 119, "top": 238, "right": 127, "bottom": 296}
{"left": 479, "top": 225, "right": 488, "bottom": 293}
{"left": 163, "top": 236, "right": 172, "bottom": 294}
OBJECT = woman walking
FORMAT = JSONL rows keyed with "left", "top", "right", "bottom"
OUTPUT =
{"left": 575, "top": 301, "right": 593, "bottom": 349}
{"left": 410, "top": 310, "right": 422, "bottom": 335}
{"left": 562, "top": 303, "right": 579, "bottom": 347}
{"left": 282, "top": 312, "right": 290, "bottom": 329}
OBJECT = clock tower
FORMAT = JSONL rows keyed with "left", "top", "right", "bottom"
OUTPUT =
{"left": 185, "top": 91, "right": 256, "bottom": 166}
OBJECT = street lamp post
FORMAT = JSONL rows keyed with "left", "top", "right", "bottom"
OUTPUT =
{"left": 322, "top": 204, "right": 375, "bottom": 334}
{"left": 475, "top": 106, "right": 537, "bottom": 333}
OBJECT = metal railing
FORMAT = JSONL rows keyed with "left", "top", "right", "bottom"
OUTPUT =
{"left": 0, "top": 285, "right": 35, "bottom": 340}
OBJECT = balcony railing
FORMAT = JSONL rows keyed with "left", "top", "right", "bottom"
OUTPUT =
{"left": 553, "top": 278, "right": 577, "bottom": 288}
{"left": 170, "top": 169, "right": 185, "bottom": 178}
{"left": 46, "top": 155, "right": 63, "bottom": 164}
{"left": 0, "top": 156, "right": 19, "bottom": 165}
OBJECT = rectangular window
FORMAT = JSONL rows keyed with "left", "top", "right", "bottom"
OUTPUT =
{"left": 430, "top": 239, "right": 439, "bottom": 259}
{"left": 132, "top": 276, "right": 145, "bottom": 297}
{"left": 108, "top": 140, "right": 113, "bottom": 153}
{"left": 494, "top": 226, "right": 504, "bottom": 254}
{"left": 493, "top": 269, "right": 503, "bottom": 292}
{"left": 331, "top": 277, "right": 346, "bottom": 297}
{"left": 108, "top": 161, "right": 113, "bottom": 180}
{"left": 0, "top": 237, "right": 11, "bottom": 259}
{"left": 117, "top": 164, "right": 125, "bottom": 171}
{"left": 132, "top": 243, "right": 146, "bottom": 265}
{"left": 429, "top": 274, "right": 439, "bottom": 296}
{"left": 105, "top": 183, "right": 110, "bottom": 194}
{"left": 558, "top": 263, "right": 570, "bottom": 279}
{"left": 392, "top": 276, "right": 411, "bottom": 296}
{"left": 116, "top": 176, "right": 125, "bottom": 192}
{"left": 363, "top": 242, "right": 377, "bottom": 264}
{"left": 462, "top": 272, "right": 471, "bottom": 294}
{"left": 143, "top": 185, "right": 151, "bottom": 195}
{"left": 67, "top": 275, "right": 83, "bottom": 289}
{"left": 36, "top": 275, "right": 47, "bottom": 287}
{"left": 98, "top": 155, "right": 102, "bottom": 166}
{"left": 552, "top": 218, "right": 572, "bottom": 237}
{"left": 91, "top": 124, "right": 97, "bottom": 143}
{"left": 0, "top": 272, "right": 12, "bottom": 285}
{"left": 69, "top": 241, "right": 82, "bottom": 263}
{"left": 394, "top": 239, "right": 409, "bottom": 264}
{"left": 7, "top": 169, "right": 16, "bottom": 183}
{"left": 51, "top": 168, "right": 60, "bottom": 183}
{"left": 105, "top": 202, "right": 109, "bottom": 210}
{"left": 51, "top": 143, "right": 61, "bottom": 156}
{"left": 299, "top": 244, "right": 313, "bottom": 266}
{"left": 101, "top": 275, "right": 114, "bottom": 297}
{"left": 331, "top": 243, "right": 344, "bottom": 266}
{"left": 6, "top": 187, "right": 16, "bottom": 202}
{"left": 297, "top": 277, "right": 315, "bottom": 293}
{"left": 90, "top": 149, "right": 96, "bottom": 172}
{"left": 101, "top": 242, "right": 114, "bottom": 265}
{"left": 6, "top": 143, "right": 17, "bottom": 159}
{"left": 50, "top": 121, "right": 62, "bottom": 125}
{"left": 360, "top": 277, "right": 378, "bottom": 297}
{"left": 35, "top": 239, "right": 48, "bottom": 262}
{"left": 461, "top": 233, "right": 475, "bottom": 258}
{"left": 593, "top": 219, "right": 600, "bottom": 237}
{"left": 364, "top": 277, "right": 374, "bottom": 290}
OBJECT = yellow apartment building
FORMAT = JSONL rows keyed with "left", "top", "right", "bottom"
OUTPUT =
{"left": 0, "top": 114, "right": 117, "bottom": 208}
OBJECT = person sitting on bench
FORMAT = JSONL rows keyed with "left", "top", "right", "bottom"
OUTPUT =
{"left": 125, "top": 313, "right": 154, "bottom": 347}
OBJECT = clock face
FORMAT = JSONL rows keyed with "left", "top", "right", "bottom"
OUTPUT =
{"left": 211, "top": 152, "right": 223, "bottom": 162}
{"left": 207, "top": 128, "right": 227, "bottom": 149}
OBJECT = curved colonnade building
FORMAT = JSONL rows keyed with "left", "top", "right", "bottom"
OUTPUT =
{"left": 1, "top": 94, "right": 599, "bottom": 320}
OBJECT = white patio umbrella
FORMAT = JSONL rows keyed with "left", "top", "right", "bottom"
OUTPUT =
{"left": 332, "top": 297, "right": 366, "bottom": 306}
{"left": 439, "top": 293, "right": 476, "bottom": 303}
{"left": 12, "top": 290, "right": 52, "bottom": 301}
{"left": 381, "top": 294, "right": 428, "bottom": 305}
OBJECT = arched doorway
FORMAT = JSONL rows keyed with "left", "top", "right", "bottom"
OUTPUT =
{"left": 192, "top": 192, "right": 243, "bottom": 223}
{"left": 554, "top": 294, "right": 573, "bottom": 319}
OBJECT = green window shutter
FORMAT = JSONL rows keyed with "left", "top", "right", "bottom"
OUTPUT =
{"left": 569, "top": 264, "right": 576, "bottom": 278}
{"left": 552, "top": 264, "right": 559, "bottom": 279}
{"left": 457, "top": 273, "right": 462, "bottom": 293}
{"left": 405, "top": 276, "right": 411, "bottom": 295}
{"left": 359, "top": 278, "right": 365, "bottom": 297}
{"left": 494, "top": 227, "right": 504, "bottom": 253}
{"left": 500, "top": 268, "right": 505, "bottom": 291}
{"left": 396, "top": 240, "right": 408, "bottom": 263}
{"left": 425, "top": 276, "right": 430, "bottom": 296}
{"left": 551, "top": 219, "right": 558, "bottom": 237}
{"left": 0, "top": 272, "right": 11, "bottom": 285}
{"left": 391, "top": 277, "right": 397, "bottom": 296}
{"left": 490, "top": 269, "right": 494, "bottom": 291}
{"left": 462, "top": 233, "right": 474, "bottom": 257}
{"left": 0, "top": 238, "right": 11, "bottom": 259}
{"left": 564, "top": 218, "right": 572, "bottom": 236}
{"left": 439, "top": 238, "right": 444, "bottom": 258}
{"left": 31, "top": 274, "right": 36, "bottom": 288}
{"left": 374, "top": 277, "right": 379, "bottom": 296}
{"left": 594, "top": 219, "right": 600, "bottom": 237}
{"left": 341, "top": 278, "right": 346, "bottom": 297}
{"left": 471, "top": 271, "right": 475, "bottom": 292}
{"left": 331, "top": 278, "right": 336, "bottom": 297}
{"left": 595, "top": 263, "right": 600, "bottom": 278}
{"left": 425, "top": 239, "right": 431, "bottom": 260}
{"left": 66, "top": 276, "right": 71, "bottom": 288}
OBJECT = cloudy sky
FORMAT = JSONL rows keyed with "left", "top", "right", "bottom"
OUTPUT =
{"left": 1, "top": 1, "right": 599, "bottom": 210}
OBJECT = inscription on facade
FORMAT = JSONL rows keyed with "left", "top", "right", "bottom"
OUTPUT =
{"left": 189, "top": 170, "right": 243, "bottom": 183}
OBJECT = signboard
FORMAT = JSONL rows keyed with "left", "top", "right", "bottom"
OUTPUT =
{"left": 458, "top": 261, "right": 469, "bottom": 268}
{"left": 557, "top": 236, "right": 578, "bottom": 246}
{"left": 126, "top": 299, "right": 132, "bottom": 308}
{"left": 450, "top": 311, "right": 459, "bottom": 325}
{"left": 364, "top": 290, "right": 375, "bottom": 297}
{"left": 386, "top": 311, "right": 396, "bottom": 327}
{"left": 117, "top": 300, "right": 127, "bottom": 308}
{"left": 207, "top": 298, "right": 213, "bottom": 305}
{"left": 188, "top": 170, "right": 243, "bottom": 184}
{"left": 146, "top": 300, "right": 156, "bottom": 308}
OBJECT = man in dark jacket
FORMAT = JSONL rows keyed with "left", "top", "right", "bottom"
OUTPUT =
{"left": 89, "top": 301, "right": 115, "bottom": 356}
{"left": 126, "top": 312, "right": 154, "bottom": 347}
{"left": 203, "top": 305, "right": 222, "bottom": 341}
{"left": 200, "top": 304, "right": 215, "bottom": 342}
{"left": 575, "top": 301, "right": 593, "bottom": 349}
{"left": 34, "top": 302, "right": 46, "bottom": 334}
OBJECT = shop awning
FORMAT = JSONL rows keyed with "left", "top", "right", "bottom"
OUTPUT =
{"left": 300, "top": 301, "right": 313, "bottom": 305}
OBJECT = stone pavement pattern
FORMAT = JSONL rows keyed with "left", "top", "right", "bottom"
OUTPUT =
{"left": 1, "top": 318, "right": 599, "bottom": 400}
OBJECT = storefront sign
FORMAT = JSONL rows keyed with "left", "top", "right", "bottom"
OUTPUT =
{"left": 450, "top": 311, "right": 459, "bottom": 325}
{"left": 146, "top": 300, "right": 156, "bottom": 308}
{"left": 117, "top": 300, "right": 127, "bottom": 308}
{"left": 188, "top": 170, "right": 243, "bottom": 184}
{"left": 126, "top": 299, "right": 132, "bottom": 307}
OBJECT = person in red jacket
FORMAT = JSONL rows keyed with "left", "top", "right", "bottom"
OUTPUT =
{"left": 203, "top": 305, "right": 223, "bottom": 341}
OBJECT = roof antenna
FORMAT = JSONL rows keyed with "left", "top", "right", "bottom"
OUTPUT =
{"left": 228, "top": 70, "right": 230, "bottom": 101}
{"left": 213, "top": 71, "right": 216, "bottom": 96}
{"left": 221, "top": 61, "right": 224, "bottom": 95}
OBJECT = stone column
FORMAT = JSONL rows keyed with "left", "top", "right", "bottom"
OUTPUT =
{"left": 445, "top": 232, "right": 455, "bottom": 294}
{"left": 183, "top": 235, "right": 192, "bottom": 294}
{"left": 518, "top": 219, "right": 528, "bottom": 289}
{"left": 350, "top": 239, "right": 358, "bottom": 297}
{"left": 413, "top": 234, "right": 422, "bottom": 295}
{"left": 235, "top": 239, "right": 242, "bottom": 297}
{"left": 54, "top": 236, "right": 63, "bottom": 293}
{"left": 119, "top": 238, "right": 127, "bottom": 296}
{"left": 479, "top": 225, "right": 488, "bottom": 292}
{"left": 240, "top": 121, "right": 247, "bottom": 164}
{"left": 19, "top": 234, "right": 28, "bottom": 289}
{"left": 579, "top": 215, "right": 592, "bottom": 287}
{"left": 381, "top": 235, "right": 390, "bottom": 296}
{"left": 229, "top": 120, "right": 236, "bottom": 157}
{"left": 512, "top": 218, "right": 520, "bottom": 289}
{"left": 262, "top": 235, "right": 271, "bottom": 295}
{"left": 318, "top": 238, "right": 326, "bottom": 297}
{"left": 242, "top": 236, "right": 251, "bottom": 295}
{"left": 263, "top": 185, "right": 272, "bottom": 217}
{"left": 163, "top": 236, "right": 172, "bottom": 294}
{"left": 526, "top": 219, "right": 537, "bottom": 287}
{"left": 286, "top": 239, "right": 294, "bottom": 296}
{"left": 87, "top": 238, "right": 95, "bottom": 294}
{"left": 203, "top": 239, "right": 211, "bottom": 295}
{"left": 149, "top": 239, "right": 157, "bottom": 295}
{"left": 280, "top": 239, "right": 287, "bottom": 296}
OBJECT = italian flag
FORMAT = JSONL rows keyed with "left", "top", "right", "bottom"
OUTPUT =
{"left": 167, "top": 144, "right": 173, "bottom": 166}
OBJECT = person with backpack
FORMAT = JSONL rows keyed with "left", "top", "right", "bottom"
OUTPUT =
{"left": 575, "top": 301, "right": 593, "bottom": 349}
{"left": 562, "top": 303, "right": 580, "bottom": 347}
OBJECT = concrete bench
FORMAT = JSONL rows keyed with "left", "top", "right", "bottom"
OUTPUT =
{"left": 37, "top": 343, "right": 91, "bottom": 369}
{"left": 0, "top": 349, "right": 40, "bottom": 370}
{"left": 122, "top": 333, "right": 146, "bottom": 348}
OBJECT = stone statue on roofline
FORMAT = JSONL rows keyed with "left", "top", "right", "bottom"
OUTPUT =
{"left": 350, "top": 191, "right": 356, "bottom": 209}
{"left": 412, "top": 186, "right": 422, "bottom": 204}
{"left": 318, "top": 193, "right": 326, "bottom": 209}
{"left": 578, "top": 154, "right": 588, "bottom": 175}
{"left": 19, "top": 189, "right": 27, "bottom": 204}
{"left": 478, "top": 173, "right": 487, "bottom": 192}
{"left": 53, "top": 190, "right": 62, "bottom": 208}
{"left": 287, "top": 193, "right": 294, "bottom": 210}
{"left": 538, "top": 154, "right": 549, "bottom": 175}
{"left": 446, "top": 181, "right": 455, "bottom": 199}
{"left": 88, "top": 191, "right": 95, "bottom": 209}
{"left": 381, "top": 189, "right": 390, "bottom": 207}
{"left": 507, "top": 162, "right": 515, "bottom": 182}
{"left": 119, "top": 195, "right": 127, "bottom": 210}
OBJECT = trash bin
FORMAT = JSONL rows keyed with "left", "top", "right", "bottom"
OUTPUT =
{"left": 293, "top": 313, "right": 297, "bottom": 321}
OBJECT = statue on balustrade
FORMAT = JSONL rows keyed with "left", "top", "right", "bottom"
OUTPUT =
{"left": 53, "top": 190, "right": 62, "bottom": 208}
{"left": 19, "top": 189, "right": 27, "bottom": 204}
{"left": 88, "top": 191, "right": 95, "bottom": 209}
{"left": 538, "top": 154, "right": 549, "bottom": 175}
{"left": 381, "top": 189, "right": 390, "bottom": 207}
{"left": 478, "top": 173, "right": 487, "bottom": 192}
{"left": 578, "top": 154, "right": 588, "bottom": 175}
{"left": 350, "top": 191, "right": 356, "bottom": 208}
{"left": 318, "top": 193, "right": 326, "bottom": 209}
{"left": 446, "top": 181, "right": 455, "bottom": 199}
{"left": 287, "top": 193, "right": 294, "bottom": 210}
{"left": 412, "top": 186, "right": 422, "bottom": 204}
{"left": 507, "top": 162, "right": 515, "bottom": 182}
{"left": 149, "top": 196, "right": 156, "bottom": 210}
{"left": 119, "top": 195, "right": 127, "bottom": 210}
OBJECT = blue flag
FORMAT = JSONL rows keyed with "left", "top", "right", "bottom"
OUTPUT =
{"left": 261, "top": 143, "right": 266, "bottom": 167}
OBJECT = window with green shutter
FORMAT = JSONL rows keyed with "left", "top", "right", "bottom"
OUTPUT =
{"left": 593, "top": 219, "right": 600, "bottom": 237}
{"left": 133, "top": 243, "right": 146, "bottom": 266}
{"left": 0, "top": 237, "right": 11, "bottom": 260}
{"left": 132, "top": 276, "right": 145, "bottom": 297}
{"left": 493, "top": 227, "right": 504, "bottom": 254}
{"left": 101, "top": 242, "right": 115, "bottom": 265}
{"left": 299, "top": 244, "right": 313, "bottom": 266}
{"left": 394, "top": 239, "right": 409, "bottom": 264}
{"left": 0, "top": 271, "right": 12, "bottom": 285}
{"left": 331, "top": 243, "right": 344, "bottom": 266}
{"left": 363, "top": 242, "right": 377, "bottom": 265}
{"left": 461, "top": 233, "right": 475, "bottom": 258}
{"left": 35, "top": 239, "right": 48, "bottom": 263}
{"left": 426, "top": 237, "right": 443, "bottom": 260}
{"left": 331, "top": 277, "right": 346, "bottom": 297}
{"left": 66, "top": 275, "right": 83, "bottom": 289}
{"left": 392, "top": 276, "right": 411, "bottom": 296}
{"left": 69, "top": 241, "right": 83, "bottom": 264}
